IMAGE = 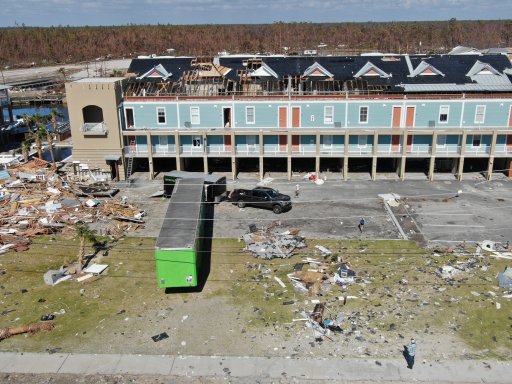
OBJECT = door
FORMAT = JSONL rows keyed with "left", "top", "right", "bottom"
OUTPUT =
{"left": 247, "top": 135, "right": 256, "bottom": 153}
{"left": 291, "top": 107, "right": 300, "bottom": 151}
{"left": 508, "top": 106, "right": 512, "bottom": 128}
{"left": 223, "top": 107, "right": 232, "bottom": 128}
{"left": 279, "top": 107, "right": 287, "bottom": 151}
{"left": 392, "top": 106, "right": 402, "bottom": 151}
{"left": 252, "top": 189, "right": 267, "bottom": 208}
{"left": 406, "top": 107, "right": 415, "bottom": 153}
{"left": 224, "top": 135, "right": 231, "bottom": 151}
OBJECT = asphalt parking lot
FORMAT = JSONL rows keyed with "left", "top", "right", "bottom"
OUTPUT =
{"left": 119, "top": 172, "right": 512, "bottom": 247}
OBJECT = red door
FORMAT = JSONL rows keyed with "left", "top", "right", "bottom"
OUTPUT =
{"left": 279, "top": 107, "right": 287, "bottom": 151}
{"left": 406, "top": 107, "right": 415, "bottom": 128}
{"left": 508, "top": 106, "right": 512, "bottom": 128}
{"left": 291, "top": 107, "right": 300, "bottom": 151}
{"left": 224, "top": 135, "right": 231, "bottom": 151}
{"left": 392, "top": 107, "right": 402, "bottom": 152}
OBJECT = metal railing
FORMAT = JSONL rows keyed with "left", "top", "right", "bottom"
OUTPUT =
{"left": 434, "top": 145, "right": 461, "bottom": 155}
{"left": 81, "top": 122, "right": 108, "bottom": 134}
{"left": 464, "top": 146, "right": 491, "bottom": 155}
{"left": 235, "top": 145, "right": 260, "bottom": 155}
{"left": 152, "top": 144, "right": 177, "bottom": 155}
{"left": 348, "top": 145, "right": 374, "bottom": 155}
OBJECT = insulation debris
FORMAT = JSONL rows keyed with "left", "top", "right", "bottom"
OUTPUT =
{"left": 242, "top": 223, "right": 306, "bottom": 259}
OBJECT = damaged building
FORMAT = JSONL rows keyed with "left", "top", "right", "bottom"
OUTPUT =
{"left": 65, "top": 53, "right": 512, "bottom": 181}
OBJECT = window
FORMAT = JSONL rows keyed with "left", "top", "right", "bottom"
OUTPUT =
{"left": 357, "top": 135, "right": 368, "bottom": 147}
{"left": 472, "top": 134, "right": 481, "bottom": 147}
{"left": 437, "top": 134, "right": 447, "bottom": 147}
{"left": 439, "top": 105, "right": 449, "bottom": 123}
{"left": 359, "top": 106, "right": 368, "bottom": 123}
{"left": 157, "top": 107, "right": 166, "bottom": 124}
{"left": 192, "top": 136, "right": 202, "bottom": 147}
{"left": 246, "top": 106, "right": 255, "bottom": 124}
{"left": 324, "top": 106, "right": 334, "bottom": 124}
{"left": 158, "top": 135, "right": 168, "bottom": 147}
{"left": 474, "top": 105, "right": 486, "bottom": 124}
{"left": 190, "top": 107, "right": 200, "bottom": 125}
{"left": 125, "top": 108, "right": 134, "bottom": 128}
{"left": 323, "top": 135, "right": 333, "bottom": 148}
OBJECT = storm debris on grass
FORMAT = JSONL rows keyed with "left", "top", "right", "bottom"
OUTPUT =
{"left": 0, "top": 160, "right": 147, "bottom": 251}
{"left": 242, "top": 222, "right": 306, "bottom": 259}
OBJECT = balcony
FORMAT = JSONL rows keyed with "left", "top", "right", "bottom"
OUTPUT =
{"left": 81, "top": 122, "right": 108, "bottom": 136}
{"left": 180, "top": 145, "right": 205, "bottom": 157}
{"left": 435, "top": 145, "right": 461, "bottom": 155}
{"left": 207, "top": 144, "right": 232, "bottom": 156}
{"left": 263, "top": 144, "right": 289, "bottom": 157}
{"left": 405, "top": 145, "right": 432, "bottom": 156}
{"left": 377, "top": 145, "right": 402, "bottom": 156}
{"left": 235, "top": 144, "right": 260, "bottom": 156}
{"left": 464, "top": 146, "right": 491, "bottom": 156}
{"left": 493, "top": 145, "right": 512, "bottom": 155}
{"left": 348, "top": 145, "right": 374, "bottom": 156}
{"left": 291, "top": 144, "right": 317, "bottom": 157}
{"left": 152, "top": 144, "right": 177, "bottom": 156}
{"left": 319, "top": 145, "right": 344, "bottom": 156}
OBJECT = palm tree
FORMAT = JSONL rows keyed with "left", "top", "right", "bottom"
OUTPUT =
{"left": 74, "top": 223, "right": 97, "bottom": 273}
{"left": 21, "top": 140, "right": 30, "bottom": 163}
{"left": 47, "top": 109, "right": 64, "bottom": 143}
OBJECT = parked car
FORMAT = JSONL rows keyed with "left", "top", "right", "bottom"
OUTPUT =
{"left": 228, "top": 187, "right": 292, "bottom": 214}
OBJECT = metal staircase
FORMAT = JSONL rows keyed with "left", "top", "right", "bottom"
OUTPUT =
{"left": 125, "top": 139, "right": 135, "bottom": 184}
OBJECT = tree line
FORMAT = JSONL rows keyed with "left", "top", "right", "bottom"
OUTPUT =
{"left": 0, "top": 19, "right": 511, "bottom": 67}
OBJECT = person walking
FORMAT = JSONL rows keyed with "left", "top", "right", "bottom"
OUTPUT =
{"left": 295, "top": 184, "right": 300, "bottom": 198}
{"left": 404, "top": 338, "right": 416, "bottom": 369}
{"left": 358, "top": 217, "right": 365, "bottom": 232}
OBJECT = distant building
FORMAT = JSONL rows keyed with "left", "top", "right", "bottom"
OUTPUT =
{"left": 0, "top": 84, "right": 14, "bottom": 147}
{"left": 65, "top": 53, "right": 512, "bottom": 181}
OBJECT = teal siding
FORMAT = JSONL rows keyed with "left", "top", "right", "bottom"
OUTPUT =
{"left": 208, "top": 136, "right": 224, "bottom": 145}
{"left": 135, "top": 136, "right": 147, "bottom": 151}
{"left": 150, "top": 135, "right": 175, "bottom": 145}
{"left": 349, "top": 135, "right": 374, "bottom": 145}
{"left": 378, "top": 135, "right": 392, "bottom": 145}
{"left": 461, "top": 102, "right": 506, "bottom": 127}
{"left": 320, "top": 135, "right": 344, "bottom": 144}
{"left": 413, "top": 136, "right": 432, "bottom": 145}
{"left": 348, "top": 103, "right": 382, "bottom": 128}
{"left": 124, "top": 104, "right": 178, "bottom": 129}
{"left": 235, "top": 135, "right": 259, "bottom": 144}
{"left": 466, "top": 134, "right": 491, "bottom": 145}
{"left": 125, "top": 100, "right": 512, "bottom": 131}
{"left": 301, "top": 135, "right": 316, "bottom": 145}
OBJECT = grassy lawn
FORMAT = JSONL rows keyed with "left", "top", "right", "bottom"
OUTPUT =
{"left": 0, "top": 236, "right": 510, "bottom": 358}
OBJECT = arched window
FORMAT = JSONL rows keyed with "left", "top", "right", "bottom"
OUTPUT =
{"left": 82, "top": 105, "right": 104, "bottom": 124}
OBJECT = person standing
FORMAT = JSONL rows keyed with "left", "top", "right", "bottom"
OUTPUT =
{"left": 295, "top": 184, "right": 300, "bottom": 198}
{"left": 404, "top": 338, "right": 416, "bottom": 369}
{"left": 358, "top": 217, "right": 365, "bottom": 232}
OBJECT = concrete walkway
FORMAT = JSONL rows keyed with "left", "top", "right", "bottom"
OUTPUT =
{"left": 0, "top": 352, "right": 510, "bottom": 383}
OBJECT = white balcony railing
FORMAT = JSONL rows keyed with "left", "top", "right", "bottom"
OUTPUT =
{"left": 152, "top": 144, "right": 177, "bottom": 155}
{"left": 291, "top": 144, "right": 317, "bottom": 155}
{"left": 494, "top": 145, "right": 512, "bottom": 154}
{"left": 235, "top": 144, "right": 260, "bottom": 155}
{"left": 435, "top": 145, "right": 461, "bottom": 155}
{"left": 348, "top": 145, "right": 374, "bottom": 155}
{"left": 207, "top": 144, "right": 231, "bottom": 155}
{"left": 377, "top": 145, "right": 402, "bottom": 155}
{"left": 319, "top": 145, "right": 344, "bottom": 155}
{"left": 81, "top": 122, "right": 107, "bottom": 135}
{"left": 263, "top": 145, "right": 289, "bottom": 155}
{"left": 464, "top": 146, "right": 491, "bottom": 155}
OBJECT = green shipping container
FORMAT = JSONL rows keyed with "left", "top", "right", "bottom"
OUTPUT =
{"left": 155, "top": 178, "right": 205, "bottom": 288}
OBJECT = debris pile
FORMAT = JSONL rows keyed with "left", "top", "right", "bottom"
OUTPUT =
{"left": 0, "top": 159, "right": 145, "bottom": 251}
{"left": 242, "top": 222, "right": 306, "bottom": 259}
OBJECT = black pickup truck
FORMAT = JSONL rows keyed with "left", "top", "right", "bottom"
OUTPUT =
{"left": 228, "top": 187, "right": 292, "bottom": 214}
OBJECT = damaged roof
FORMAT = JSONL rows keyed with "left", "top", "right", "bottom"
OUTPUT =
{"left": 128, "top": 53, "right": 512, "bottom": 93}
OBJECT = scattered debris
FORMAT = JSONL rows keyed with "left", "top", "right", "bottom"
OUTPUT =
{"left": 0, "top": 321, "right": 54, "bottom": 341}
{"left": 242, "top": 222, "right": 306, "bottom": 259}
{"left": 0, "top": 160, "right": 145, "bottom": 254}
{"left": 497, "top": 267, "right": 512, "bottom": 289}
{"left": 151, "top": 332, "right": 169, "bottom": 342}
